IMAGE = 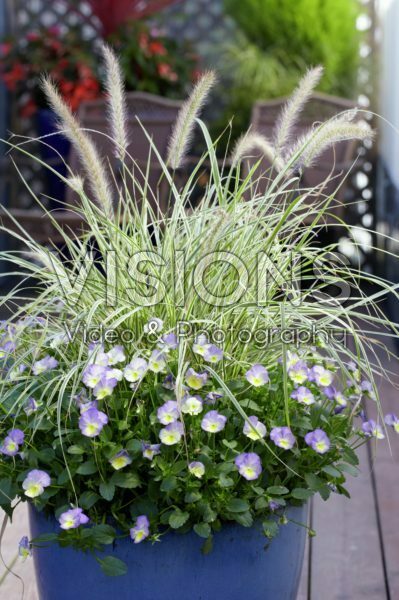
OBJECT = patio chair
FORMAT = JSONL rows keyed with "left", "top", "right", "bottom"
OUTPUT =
{"left": 67, "top": 92, "right": 183, "bottom": 214}
{"left": 248, "top": 92, "right": 360, "bottom": 223}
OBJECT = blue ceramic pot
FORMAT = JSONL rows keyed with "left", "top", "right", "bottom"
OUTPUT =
{"left": 36, "top": 108, "right": 70, "bottom": 207}
{"left": 29, "top": 503, "right": 307, "bottom": 600}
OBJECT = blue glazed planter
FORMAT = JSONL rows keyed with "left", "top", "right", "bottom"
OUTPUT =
{"left": 29, "top": 503, "right": 307, "bottom": 600}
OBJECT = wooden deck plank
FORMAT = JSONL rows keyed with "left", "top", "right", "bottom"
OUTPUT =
{"left": 309, "top": 440, "right": 387, "bottom": 599}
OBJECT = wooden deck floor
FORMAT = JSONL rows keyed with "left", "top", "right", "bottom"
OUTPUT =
{"left": 1, "top": 343, "right": 399, "bottom": 599}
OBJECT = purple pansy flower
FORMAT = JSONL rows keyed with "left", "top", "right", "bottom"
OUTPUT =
{"left": 0, "top": 429, "right": 25, "bottom": 456}
{"left": 82, "top": 364, "right": 106, "bottom": 388}
{"left": 205, "top": 391, "right": 223, "bottom": 405}
{"left": 159, "top": 332, "right": 179, "bottom": 351}
{"left": 323, "top": 385, "right": 337, "bottom": 400}
{"left": 181, "top": 395, "right": 203, "bottom": 416}
{"left": 159, "top": 421, "right": 184, "bottom": 445}
{"left": 268, "top": 500, "right": 280, "bottom": 512}
{"left": 305, "top": 429, "right": 331, "bottom": 454}
{"left": 93, "top": 373, "right": 118, "bottom": 399}
{"left": 245, "top": 364, "right": 269, "bottom": 387}
{"left": 24, "top": 397, "right": 39, "bottom": 416}
{"left": 362, "top": 419, "right": 385, "bottom": 439}
{"left": 22, "top": 470, "right": 51, "bottom": 498}
{"left": 309, "top": 365, "right": 333, "bottom": 387}
{"left": 79, "top": 400, "right": 98, "bottom": 414}
{"left": 243, "top": 416, "right": 267, "bottom": 440}
{"left": 385, "top": 413, "right": 399, "bottom": 433}
{"left": 157, "top": 400, "right": 179, "bottom": 425}
{"left": 235, "top": 452, "right": 262, "bottom": 480}
{"left": 124, "top": 357, "right": 148, "bottom": 383}
{"left": 79, "top": 407, "right": 108, "bottom": 438}
{"left": 291, "top": 386, "right": 315, "bottom": 406}
{"left": 185, "top": 367, "right": 208, "bottom": 390}
{"left": 189, "top": 461, "right": 205, "bottom": 478}
{"left": 142, "top": 442, "right": 161, "bottom": 460}
{"left": 18, "top": 536, "right": 31, "bottom": 560}
{"left": 360, "top": 380, "right": 373, "bottom": 393}
{"left": 106, "top": 345, "right": 126, "bottom": 365}
{"left": 288, "top": 360, "right": 308, "bottom": 385}
{"left": 270, "top": 427, "right": 296, "bottom": 450}
{"left": 148, "top": 350, "right": 167, "bottom": 373}
{"left": 130, "top": 515, "right": 150, "bottom": 544}
{"left": 162, "top": 374, "right": 175, "bottom": 390}
{"left": 203, "top": 344, "right": 223, "bottom": 364}
{"left": 193, "top": 334, "right": 209, "bottom": 356}
{"left": 109, "top": 450, "right": 132, "bottom": 470}
{"left": 201, "top": 410, "right": 227, "bottom": 433}
{"left": 32, "top": 355, "right": 58, "bottom": 376}
{"left": 58, "top": 507, "right": 89, "bottom": 530}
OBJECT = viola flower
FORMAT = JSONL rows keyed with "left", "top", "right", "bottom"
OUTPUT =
{"left": 205, "top": 391, "right": 222, "bottom": 405}
{"left": 235, "top": 452, "right": 262, "bottom": 480}
{"left": 246, "top": 364, "right": 269, "bottom": 387}
{"left": 243, "top": 416, "right": 267, "bottom": 440}
{"left": 82, "top": 364, "right": 106, "bottom": 388}
{"left": 269, "top": 500, "right": 280, "bottom": 512}
{"left": 362, "top": 419, "right": 385, "bottom": 439}
{"left": 106, "top": 345, "right": 126, "bottom": 365}
{"left": 32, "top": 355, "right": 58, "bottom": 375}
{"left": 291, "top": 386, "right": 315, "bottom": 406}
{"left": 142, "top": 443, "right": 161, "bottom": 460}
{"left": 93, "top": 374, "right": 118, "bottom": 399}
{"left": 148, "top": 350, "right": 167, "bottom": 373}
{"left": 181, "top": 395, "right": 203, "bottom": 416}
{"left": 159, "top": 333, "right": 178, "bottom": 351}
{"left": 22, "top": 470, "right": 51, "bottom": 498}
{"left": 360, "top": 380, "right": 373, "bottom": 393}
{"left": 79, "top": 400, "right": 98, "bottom": 414}
{"left": 18, "top": 536, "right": 31, "bottom": 560}
{"left": 189, "top": 461, "right": 205, "bottom": 479}
{"left": 305, "top": 429, "right": 331, "bottom": 454}
{"left": 286, "top": 351, "right": 300, "bottom": 368}
{"left": 288, "top": 361, "right": 308, "bottom": 385}
{"left": 58, "top": 507, "right": 89, "bottom": 530}
{"left": 144, "top": 317, "right": 163, "bottom": 334}
{"left": 0, "top": 340, "right": 16, "bottom": 358}
{"left": 159, "top": 421, "right": 184, "bottom": 445}
{"left": 185, "top": 367, "right": 208, "bottom": 390}
{"left": 24, "top": 397, "right": 39, "bottom": 416}
{"left": 79, "top": 407, "right": 108, "bottom": 438}
{"left": 157, "top": 400, "right": 179, "bottom": 425}
{"left": 109, "top": 450, "right": 132, "bottom": 470}
{"left": 309, "top": 365, "right": 333, "bottom": 387}
{"left": 124, "top": 357, "right": 148, "bottom": 383}
{"left": 8, "top": 364, "right": 27, "bottom": 381}
{"left": 385, "top": 413, "right": 399, "bottom": 433}
{"left": 270, "top": 427, "right": 296, "bottom": 450}
{"left": 193, "top": 334, "right": 209, "bottom": 356}
{"left": 0, "top": 429, "right": 25, "bottom": 456}
{"left": 323, "top": 385, "right": 337, "bottom": 399}
{"left": 203, "top": 344, "right": 223, "bottom": 364}
{"left": 201, "top": 410, "right": 227, "bottom": 433}
{"left": 347, "top": 361, "right": 361, "bottom": 382}
{"left": 130, "top": 515, "right": 150, "bottom": 544}
{"left": 162, "top": 374, "right": 175, "bottom": 390}
{"left": 334, "top": 391, "right": 348, "bottom": 412}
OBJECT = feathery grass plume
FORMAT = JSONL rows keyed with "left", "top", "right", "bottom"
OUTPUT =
{"left": 231, "top": 132, "right": 284, "bottom": 171}
{"left": 286, "top": 118, "right": 374, "bottom": 174}
{"left": 102, "top": 44, "right": 128, "bottom": 162}
{"left": 273, "top": 66, "right": 324, "bottom": 153}
{"left": 41, "top": 77, "right": 114, "bottom": 220}
{"left": 167, "top": 70, "right": 216, "bottom": 170}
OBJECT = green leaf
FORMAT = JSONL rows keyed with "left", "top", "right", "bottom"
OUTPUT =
{"left": 111, "top": 471, "right": 140, "bottom": 489}
{"left": 254, "top": 497, "right": 269, "bottom": 510}
{"left": 79, "top": 491, "right": 100, "bottom": 509}
{"left": 97, "top": 556, "right": 127, "bottom": 577}
{"left": 77, "top": 461, "right": 98, "bottom": 475}
{"left": 31, "top": 533, "right": 59, "bottom": 544}
{"left": 169, "top": 510, "right": 189, "bottom": 529}
{"left": 201, "top": 535, "right": 213, "bottom": 555}
{"left": 291, "top": 488, "right": 314, "bottom": 500}
{"left": 263, "top": 519, "right": 279, "bottom": 538}
{"left": 233, "top": 511, "right": 253, "bottom": 527}
{"left": 99, "top": 482, "right": 115, "bottom": 502}
{"left": 304, "top": 473, "right": 324, "bottom": 491}
{"left": 36, "top": 448, "right": 55, "bottom": 464}
{"left": 67, "top": 445, "right": 85, "bottom": 455}
{"left": 160, "top": 475, "right": 177, "bottom": 492}
{"left": 266, "top": 486, "right": 289, "bottom": 495}
{"left": 185, "top": 491, "right": 202, "bottom": 503}
{"left": 218, "top": 474, "right": 234, "bottom": 488}
{"left": 322, "top": 465, "right": 342, "bottom": 478}
{"left": 0, "top": 478, "right": 17, "bottom": 506}
{"left": 336, "top": 463, "right": 359, "bottom": 477}
{"left": 194, "top": 522, "right": 211, "bottom": 538}
{"left": 91, "top": 524, "right": 116, "bottom": 545}
{"left": 226, "top": 498, "right": 250, "bottom": 513}
{"left": 125, "top": 439, "right": 143, "bottom": 455}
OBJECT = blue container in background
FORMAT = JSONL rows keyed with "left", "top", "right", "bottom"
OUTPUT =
{"left": 30, "top": 503, "right": 307, "bottom": 600}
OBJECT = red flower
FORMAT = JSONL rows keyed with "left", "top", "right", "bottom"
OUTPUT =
{"left": 26, "top": 32, "right": 40, "bottom": 42}
{"left": 157, "top": 62, "right": 178, "bottom": 82}
{"left": 148, "top": 41, "right": 167, "bottom": 56}
{"left": 0, "top": 43, "right": 11, "bottom": 56}
{"left": 20, "top": 99, "right": 37, "bottom": 119}
{"left": 2, "top": 63, "right": 25, "bottom": 91}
